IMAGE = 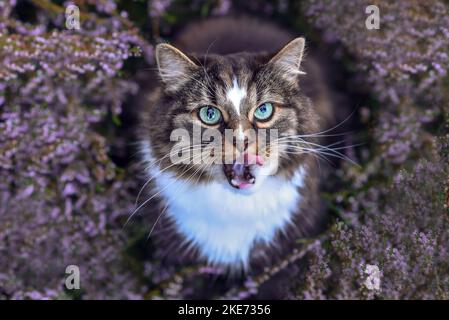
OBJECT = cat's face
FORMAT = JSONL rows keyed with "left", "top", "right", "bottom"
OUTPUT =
{"left": 143, "top": 38, "right": 318, "bottom": 193}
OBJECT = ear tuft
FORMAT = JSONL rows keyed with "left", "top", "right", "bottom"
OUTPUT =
{"left": 155, "top": 43, "right": 198, "bottom": 92}
{"left": 268, "top": 37, "right": 306, "bottom": 81}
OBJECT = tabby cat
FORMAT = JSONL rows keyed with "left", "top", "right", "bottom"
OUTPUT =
{"left": 138, "top": 16, "right": 335, "bottom": 270}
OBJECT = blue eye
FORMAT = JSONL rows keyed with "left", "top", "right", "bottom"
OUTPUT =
{"left": 199, "top": 106, "right": 222, "bottom": 125}
{"left": 254, "top": 102, "right": 274, "bottom": 121}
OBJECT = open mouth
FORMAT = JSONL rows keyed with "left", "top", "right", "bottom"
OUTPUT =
{"left": 223, "top": 153, "right": 264, "bottom": 189}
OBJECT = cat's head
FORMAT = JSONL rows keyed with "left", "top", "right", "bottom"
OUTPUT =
{"left": 142, "top": 37, "right": 319, "bottom": 193}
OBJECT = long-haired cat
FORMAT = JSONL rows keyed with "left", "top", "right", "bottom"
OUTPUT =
{"left": 137, "top": 16, "right": 335, "bottom": 272}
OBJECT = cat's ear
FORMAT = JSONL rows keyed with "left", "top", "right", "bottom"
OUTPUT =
{"left": 268, "top": 37, "right": 306, "bottom": 81}
{"left": 155, "top": 43, "right": 198, "bottom": 92}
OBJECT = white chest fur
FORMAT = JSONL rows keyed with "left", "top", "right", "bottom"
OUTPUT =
{"left": 141, "top": 143, "right": 306, "bottom": 267}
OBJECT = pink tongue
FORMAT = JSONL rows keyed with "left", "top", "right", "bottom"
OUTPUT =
{"left": 242, "top": 153, "right": 264, "bottom": 166}
{"left": 232, "top": 154, "right": 264, "bottom": 176}
{"left": 237, "top": 182, "right": 252, "bottom": 189}
{"left": 231, "top": 153, "right": 264, "bottom": 188}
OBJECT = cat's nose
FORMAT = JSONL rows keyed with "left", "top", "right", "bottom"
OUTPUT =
{"left": 231, "top": 120, "right": 253, "bottom": 152}
{"left": 232, "top": 136, "right": 249, "bottom": 151}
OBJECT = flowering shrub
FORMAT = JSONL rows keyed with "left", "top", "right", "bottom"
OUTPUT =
{"left": 0, "top": 0, "right": 145, "bottom": 299}
{"left": 297, "top": 155, "right": 449, "bottom": 299}
{"left": 295, "top": 0, "right": 449, "bottom": 299}
{"left": 304, "top": 0, "right": 449, "bottom": 106}
{"left": 0, "top": 0, "right": 448, "bottom": 299}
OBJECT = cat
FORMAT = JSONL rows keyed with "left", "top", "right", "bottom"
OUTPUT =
{"left": 137, "top": 16, "right": 336, "bottom": 271}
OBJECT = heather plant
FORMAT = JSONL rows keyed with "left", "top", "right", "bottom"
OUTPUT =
{"left": 292, "top": 0, "right": 449, "bottom": 299}
{"left": 297, "top": 150, "right": 449, "bottom": 299}
{"left": 304, "top": 0, "right": 449, "bottom": 106}
{"left": 0, "top": 0, "right": 147, "bottom": 299}
{"left": 1, "top": 0, "right": 448, "bottom": 300}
